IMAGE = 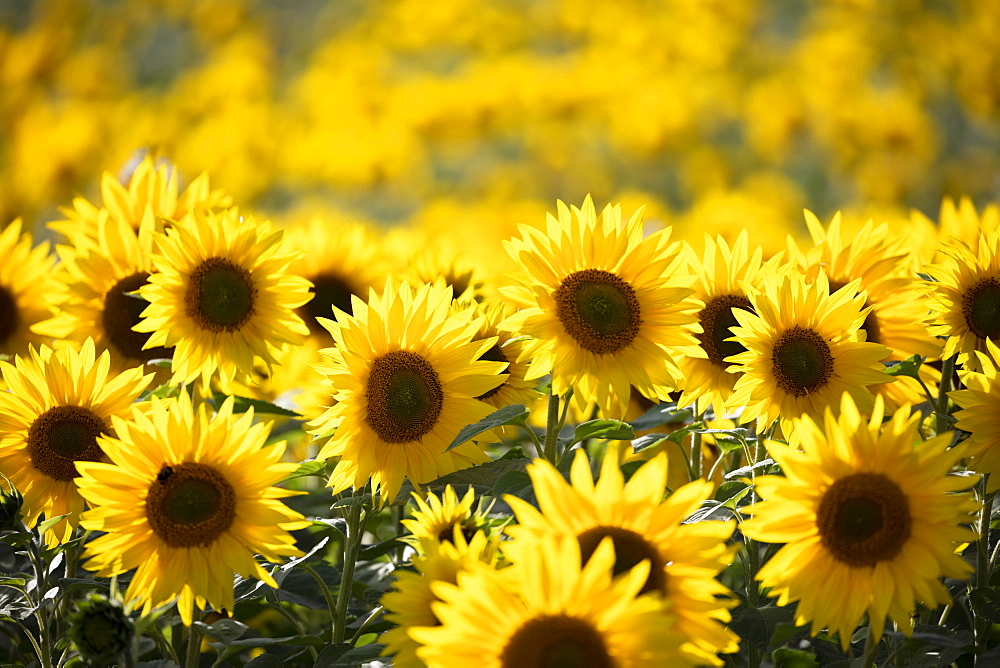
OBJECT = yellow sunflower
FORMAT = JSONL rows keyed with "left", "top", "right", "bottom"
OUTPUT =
{"left": 401, "top": 485, "right": 483, "bottom": 547}
{"left": 924, "top": 226, "right": 1000, "bottom": 372}
{"left": 677, "top": 230, "right": 770, "bottom": 415}
{"left": 0, "top": 219, "right": 61, "bottom": 357}
{"left": 33, "top": 207, "right": 173, "bottom": 372}
{"left": 0, "top": 340, "right": 152, "bottom": 545}
{"left": 460, "top": 300, "right": 539, "bottom": 412}
{"left": 412, "top": 534, "right": 688, "bottom": 667}
{"left": 75, "top": 393, "right": 308, "bottom": 625}
{"left": 308, "top": 280, "right": 507, "bottom": 505}
{"left": 791, "top": 210, "right": 942, "bottom": 361}
{"left": 952, "top": 337, "right": 1000, "bottom": 492}
{"left": 280, "top": 215, "right": 387, "bottom": 342}
{"left": 500, "top": 196, "right": 703, "bottom": 418}
{"left": 382, "top": 531, "right": 501, "bottom": 667}
{"left": 725, "top": 271, "right": 892, "bottom": 430}
{"left": 51, "top": 154, "right": 231, "bottom": 242}
{"left": 135, "top": 208, "right": 312, "bottom": 387}
{"left": 504, "top": 448, "right": 738, "bottom": 666}
{"left": 741, "top": 393, "right": 978, "bottom": 649}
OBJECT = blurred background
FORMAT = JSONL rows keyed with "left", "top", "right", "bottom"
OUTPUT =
{"left": 1, "top": 0, "right": 999, "bottom": 254}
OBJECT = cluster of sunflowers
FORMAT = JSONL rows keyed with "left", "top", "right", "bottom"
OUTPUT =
{"left": 0, "top": 152, "right": 999, "bottom": 667}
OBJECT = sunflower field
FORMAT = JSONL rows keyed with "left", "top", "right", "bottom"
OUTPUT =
{"left": 3, "top": 1, "right": 1000, "bottom": 667}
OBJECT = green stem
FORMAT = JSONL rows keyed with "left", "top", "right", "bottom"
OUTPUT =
{"left": 543, "top": 392, "right": 560, "bottom": 464}
{"left": 689, "top": 430, "right": 703, "bottom": 482}
{"left": 519, "top": 423, "right": 544, "bottom": 459}
{"left": 26, "top": 541, "right": 53, "bottom": 668}
{"left": 334, "top": 494, "right": 367, "bottom": 644}
{"left": 10, "top": 618, "right": 46, "bottom": 668}
{"left": 975, "top": 476, "right": 994, "bottom": 658}
{"left": 184, "top": 623, "right": 201, "bottom": 668}
{"left": 860, "top": 624, "right": 879, "bottom": 668}
{"left": 350, "top": 605, "right": 385, "bottom": 645}
{"left": 302, "top": 564, "right": 337, "bottom": 642}
{"left": 935, "top": 355, "right": 956, "bottom": 436}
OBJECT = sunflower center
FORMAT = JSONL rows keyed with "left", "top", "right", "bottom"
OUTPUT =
{"left": 26, "top": 406, "right": 107, "bottom": 482}
{"left": 962, "top": 277, "right": 1000, "bottom": 341}
{"left": 577, "top": 526, "right": 665, "bottom": 596}
{"left": 103, "top": 272, "right": 173, "bottom": 362}
{"left": 185, "top": 257, "right": 256, "bottom": 333}
{"left": 771, "top": 325, "right": 834, "bottom": 397}
{"left": 301, "top": 272, "right": 357, "bottom": 336}
{"left": 0, "top": 284, "right": 19, "bottom": 346}
{"left": 146, "top": 463, "right": 236, "bottom": 548}
{"left": 554, "top": 269, "right": 641, "bottom": 355}
{"left": 697, "top": 294, "right": 754, "bottom": 366}
{"left": 366, "top": 350, "right": 444, "bottom": 443}
{"left": 816, "top": 472, "right": 912, "bottom": 568}
{"left": 475, "top": 342, "right": 509, "bottom": 401}
{"left": 500, "top": 615, "right": 613, "bottom": 668}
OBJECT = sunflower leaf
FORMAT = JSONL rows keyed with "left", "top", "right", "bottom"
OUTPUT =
{"left": 884, "top": 354, "right": 923, "bottom": 379}
{"left": 193, "top": 619, "right": 248, "bottom": 645}
{"left": 391, "top": 458, "right": 530, "bottom": 505}
{"left": 213, "top": 394, "right": 300, "bottom": 417}
{"left": 445, "top": 404, "right": 530, "bottom": 451}
{"left": 970, "top": 587, "right": 1000, "bottom": 623}
{"left": 35, "top": 513, "right": 71, "bottom": 537}
{"left": 629, "top": 403, "right": 694, "bottom": 431}
{"left": 282, "top": 459, "right": 327, "bottom": 482}
{"left": 570, "top": 419, "right": 635, "bottom": 444}
{"left": 492, "top": 470, "right": 535, "bottom": 502}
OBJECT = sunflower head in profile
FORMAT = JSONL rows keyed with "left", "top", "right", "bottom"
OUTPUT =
{"left": 381, "top": 531, "right": 501, "bottom": 667}
{"left": 33, "top": 208, "right": 173, "bottom": 373}
{"left": 0, "top": 339, "right": 152, "bottom": 546}
{"left": 924, "top": 226, "right": 1000, "bottom": 372}
{"left": 503, "top": 447, "right": 738, "bottom": 666}
{"left": 500, "top": 196, "right": 703, "bottom": 419}
{"left": 952, "top": 337, "right": 1000, "bottom": 491}
{"left": 725, "top": 271, "right": 892, "bottom": 430}
{"left": 411, "top": 534, "right": 687, "bottom": 668}
{"left": 741, "top": 393, "right": 978, "bottom": 649}
{"left": 280, "top": 215, "right": 387, "bottom": 341}
{"left": 677, "top": 230, "right": 770, "bottom": 415}
{"left": 135, "top": 208, "right": 312, "bottom": 387}
{"left": 308, "top": 280, "right": 508, "bottom": 505}
{"left": 75, "top": 393, "right": 309, "bottom": 625}
{"left": 51, "top": 154, "right": 231, "bottom": 243}
{"left": 0, "top": 219, "right": 61, "bottom": 357}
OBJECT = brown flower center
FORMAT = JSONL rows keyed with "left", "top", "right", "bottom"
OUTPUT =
{"left": 816, "top": 472, "right": 912, "bottom": 568}
{"left": 500, "top": 615, "right": 612, "bottom": 668}
{"left": 554, "top": 269, "right": 641, "bottom": 355}
{"left": 185, "top": 257, "right": 256, "bottom": 333}
{"left": 697, "top": 294, "right": 755, "bottom": 366}
{"left": 962, "top": 277, "right": 1000, "bottom": 341}
{"left": 103, "top": 272, "right": 173, "bottom": 362}
{"left": 771, "top": 325, "right": 834, "bottom": 397}
{"left": 0, "top": 284, "right": 19, "bottom": 347}
{"left": 366, "top": 350, "right": 444, "bottom": 443}
{"left": 577, "top": 526, "right": 666, "bottom": 596}
{"left": 146, "top": 462, "right": 236, "bottom": 548}
{"left": 475, "top": 342, "right": 509, "bottom": 401}
{"left": 27, "top": 406, "right": 107, "bottom": 481}
{"left": 300, "top": 272, "right": 358, "bottom": 337}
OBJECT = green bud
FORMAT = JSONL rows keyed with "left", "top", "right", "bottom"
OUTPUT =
{"left": 0, "top": 482, "right": 24, "bottom": 532}
{"left": 68, "top": 594, "right": 133, "bottom": 664}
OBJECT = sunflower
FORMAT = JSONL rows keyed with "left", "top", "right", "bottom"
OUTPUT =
{"left": 308, "top": 280, "right": 507, "bottom": 505}
{"left": 791, "top": 210, "right": 942, "bottom": 361}
{"left": 504, "top": 448, "right": 738, "bottom": 666}
{"left": 500, "top": 196, "right": 703, "bottom": 419}
{"left": 405, "top": 246, "right": 488, "bottom": 304}
{"left": 676, "top": 230, "right": 770, "bottom": 415}
{"left": 0, "top": 340, "right": 152, "bottom": 546}
{"left": 402, "top": 485, "right": 482, "bottom": 547}
{"left": 952, "top": 338, "right": 1000, "bottom": 492}
{"left": 135, "top": 208, "right": 312, "bottom": 387}
{"left": 75, "top": 393, "right": 308, "bottom": 625}
{"left": 725, "top": 271, "right": 892, "bottom": 430}
{"left": 0, "top": 219, "right": 61, "bottom": 357}
{"left": 280, "top": 215, "right": 386, "bottom": 342}
{"left": 51, "top": 154, "right": 231, "bottom": 243}
{"left": 33, "top": 207, "right": 172, "bottom": 372}
{"left": 461, "top": 300, "right": 539, "bottom": 412}
{"left": 924, "top": 226, "right": 1000, "bottom": 372}
{"left": 412, "top": 534, "right": 688, "bottom": 667}
{"left": 741, "top": 393, "right": 978, "bottom": 649}
{"left": 382, "top": 532, "right": 501, "bottom": 667}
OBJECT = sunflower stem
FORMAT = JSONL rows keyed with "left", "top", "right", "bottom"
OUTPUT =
{"left": 543, "top": 391, "right": 560, "bottom": 463}
{"left": 334, "top": 492, "right": 367, "bottom": 644}
{"left": 184, "top": 623, "right": 201, "bottom": 668}
{"left": 934, "top": 355, "right": 956, "bottom": 436}
{"left": 975, "top": 476, "right": 994, "bottom": 658}
{"left": 302, "top": 564, "right": 337, "bottom": 642}
{"left": 689, "top": 430, "right": 703, "bottom": 481}
{"left": 859, "top": 624, "right": 879, "bottom": 668}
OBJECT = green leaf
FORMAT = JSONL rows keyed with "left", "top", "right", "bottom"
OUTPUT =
{"left": 391, "top": 458, "right": 531, "bottom": 505}
{"left": 0, "top": 577, "right": 26, "bottom": 589}
{"left": 493, "top": 470, "right": 534, "bottom": 501}
{"left": 282, "top": 459, "right": 327, "bottom": 482}
{"left": 245, "top": 655, "right": 284, "bottom": 668}
{"left": 725, "top": 458, "right": 775, "bottom": 480}
{"left": 213, "top": 394, "right": 300, "bottom": 417}
{"left": 358, "top": 539, "right": 406, "bottom": 561}
{"left": 445, "top": 405, "right": 530, "bottom": 451}
{"left": 571, "top": 419, "right": 635, "bottom": 444}
{"left": 970, "top": 587, "right": 1000, "bottom": 623}
{"left": 714, "top": 481, "right": 750, "bottom": 509}
{"left": 629, "top": 403, "right": 693, "bottom": 431}
{"left": 193, "top": 619, "right": 249, "bottom": 645}
{"left": 728, "top": 604, "right": 795, "bottom": 653}
{"left": 328, "top": 643, "right": 387, "bottom": 667}
{"left": 771, "top": 648, "right": 818, "bottom": 667}
{"left": 36, "top": 513, "right": 71, "bottom": 536}
{"left": 884, "top": 354, "right": 923, "bottom": 379}
{"left": 631, "top": 433, "right": 668, "bottom": 453}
